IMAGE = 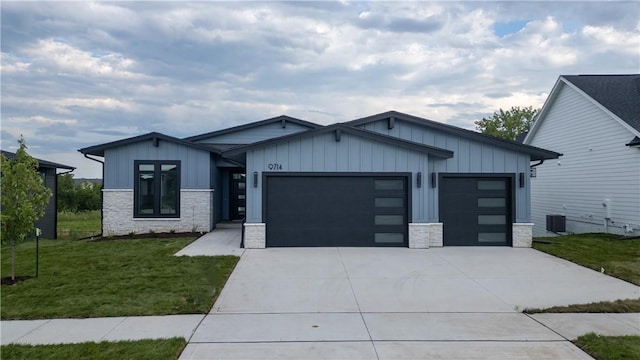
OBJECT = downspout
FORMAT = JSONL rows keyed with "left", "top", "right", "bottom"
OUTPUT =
{"left": 83, "top": 154, "right": 105, "bottom": 236}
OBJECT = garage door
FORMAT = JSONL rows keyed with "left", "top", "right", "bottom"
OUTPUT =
{"left": 265, "top": 174, "right": 408, "bottom": 247}
{"left": 440, "top": 176, "right": 512, "bottom": 246}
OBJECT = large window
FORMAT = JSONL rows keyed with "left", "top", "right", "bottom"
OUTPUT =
{"left": 134, "top": 161, "right": 180, "bottom": 218}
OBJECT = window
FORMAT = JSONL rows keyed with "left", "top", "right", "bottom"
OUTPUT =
{"left": 134, "top": 161, "right": 180, "bottom": 218}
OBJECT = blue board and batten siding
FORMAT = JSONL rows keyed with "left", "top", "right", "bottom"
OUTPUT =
{"left": 358, "top": 120, "right": 532, "bottom": 223}
{"left": 244, "top": 131, "right": 430, "bottom": 223}
{"left": 192, "top": 122, "right": 312, "bottom": 145}
{"left": 103, "top": 140, "right": 211, "bottom": 189}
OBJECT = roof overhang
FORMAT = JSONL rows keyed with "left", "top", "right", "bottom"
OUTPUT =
{"left": 78, "top": 132, "right": 220, "bottom": 157}
{"left": 349, "top": 111, "right": 562, "bottom": 161}
{"left": 1, "top": 150, "right": 75, "bottom": 170}
{"left": 184, "top": 115, "right": 321, "bottom": 142}
{"left": 222, "top": 123, "right": 454, "bottom": 159}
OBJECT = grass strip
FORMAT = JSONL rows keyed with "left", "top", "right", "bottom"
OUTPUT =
{"left": 1, "top": 338, "right": 186, "bottom": 360}
{"left": 525, "top": 298, "right": 640, "bottom": 314}
{"left": 574, "top": 333, "right": 640, "bottom": 360}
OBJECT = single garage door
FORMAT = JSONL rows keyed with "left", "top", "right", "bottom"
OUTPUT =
{"left": 265, "top": 174, "right": 408, "bottom": 247}
{"left": 440, "top": 176, "right": 512, "bottom": 246}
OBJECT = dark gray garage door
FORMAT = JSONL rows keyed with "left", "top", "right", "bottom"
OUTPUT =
{"left": 265, "top": 174, "right": 408, "bottom": 247}
{"left": 440, "top": 176, "right": 512, "bottom": 246}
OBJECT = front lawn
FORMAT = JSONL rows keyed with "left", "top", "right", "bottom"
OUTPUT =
{"left": 533, "top": 233, "right": 640, "bottom": 286}
{"left": 1, "top": 238, "right": 238, "bottom": 319}
{"left": 57, "top": 210, "right": 101, "bottom": 240}
{"left": 1, "top": 338, "right": 186, "bottom": 360}
{"left": 574, "top": 334, "right": 640, "bottom": 360}
{"left": 530, "top": 233, "right": 639, "bottom": 314}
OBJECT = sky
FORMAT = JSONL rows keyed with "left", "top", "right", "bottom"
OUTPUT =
{"left": 1, "top": 1, "right": 639, "bottom": 178}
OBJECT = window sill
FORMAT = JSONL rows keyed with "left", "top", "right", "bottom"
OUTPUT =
{"left": 133, "top": 217, "right": 181, "bottom": 221}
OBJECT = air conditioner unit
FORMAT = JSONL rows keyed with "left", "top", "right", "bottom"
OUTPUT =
{"left": 546, "top": 215, "right": 566, "bottom": 232}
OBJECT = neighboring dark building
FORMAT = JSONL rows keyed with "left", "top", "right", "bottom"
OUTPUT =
{"left": 1, "top": 150, "right": 75, "bottom": 239}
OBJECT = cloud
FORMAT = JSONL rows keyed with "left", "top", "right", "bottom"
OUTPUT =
{"left": 1, "top": 1, "right": 639, "bottom": 177}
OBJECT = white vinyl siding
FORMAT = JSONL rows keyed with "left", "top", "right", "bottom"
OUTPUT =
{"left": 527, "top": 83, "right": 640, "bottom": 236}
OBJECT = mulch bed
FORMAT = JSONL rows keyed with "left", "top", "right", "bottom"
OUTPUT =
{"left": 89, "top": 232, "right": 203, "bottom": 242}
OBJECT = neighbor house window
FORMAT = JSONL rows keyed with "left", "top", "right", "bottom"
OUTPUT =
{"left": 134, "top": 160, "right": 180, "bottom": 218}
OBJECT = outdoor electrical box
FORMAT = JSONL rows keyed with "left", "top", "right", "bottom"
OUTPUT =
{"left": 546, "top": 215, "right": 566, "bottom": 232}
{"left": 603, "top": 199, "right": 612, "bottom": 219}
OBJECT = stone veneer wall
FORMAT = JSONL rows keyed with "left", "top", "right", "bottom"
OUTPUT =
{"left": 243, "top": 223, "right": 266, "bottom": 248}
{"left": 408, "top": 223, "right": 443, "bottom": 248}
{"left": 512, "top": 223, "right": 534, "bottom": 247}
{"left": 102, "top": 189, "right": 213, "bottom": 236}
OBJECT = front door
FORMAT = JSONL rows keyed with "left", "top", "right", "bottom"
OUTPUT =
{"left": 230, "top": 171, "right": 246, "bottom": 220}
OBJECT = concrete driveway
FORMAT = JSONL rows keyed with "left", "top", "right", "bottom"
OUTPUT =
{"left": 181, "top": 247, "right": 639, "bottom": 359}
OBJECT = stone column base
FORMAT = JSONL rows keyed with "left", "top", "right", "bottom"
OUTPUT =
{"left": 513, "top": 223, "right": 534, "bottom": 247}
{"left": 408, "top": 223, "right": 443, "bottom": 248}
{"left": 244, "top": 223, "right": 266, "bottom": 248}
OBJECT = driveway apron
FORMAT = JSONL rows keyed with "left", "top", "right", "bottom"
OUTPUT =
{"left": 182, "top": 247, "right": 639, "bottom": 359}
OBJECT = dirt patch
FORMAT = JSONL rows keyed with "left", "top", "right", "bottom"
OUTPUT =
{"left": 1, "top": 275, "right": 34, "bottom": 286}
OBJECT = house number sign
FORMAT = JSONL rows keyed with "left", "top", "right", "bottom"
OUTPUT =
{"left": 268, "top": 163, "right": 283, "bottom": 170}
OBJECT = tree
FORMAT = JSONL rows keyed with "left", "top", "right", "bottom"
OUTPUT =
{"left": 57, "top": 173, "right": 101, "bottom": 212}
{"left": 57, "top": 173, "right": 76, "bottom": 212}
{"left": 475, "top": 106, "right": 539, "bottom": 141}
{"left": 1, "top": 137, "right": 52, "bottom": 280}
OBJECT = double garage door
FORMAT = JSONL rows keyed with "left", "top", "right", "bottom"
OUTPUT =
{"left": 265, "top": 174, "right": 408, "bottom": 247}
{"left": 263, "top": 173, "right": 513, "bottom": 247}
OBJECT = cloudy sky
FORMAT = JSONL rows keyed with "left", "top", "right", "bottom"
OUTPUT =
{"left": 1, "top": 1, "right": 638, "bottom": 178}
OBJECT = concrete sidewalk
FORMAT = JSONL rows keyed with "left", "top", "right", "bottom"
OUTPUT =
{"left": 174, "top": 222, "right": 243, "bottom": 257}
{"left": 1, "top": 312, "right": 637, "bottom": 346}
{"left": 1, "top": 315, "right": 204, "bottom": 345}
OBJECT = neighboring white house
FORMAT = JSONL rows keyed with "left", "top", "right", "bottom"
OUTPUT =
{"left": 524, "top": 74, "right": 640, "bottom": 236}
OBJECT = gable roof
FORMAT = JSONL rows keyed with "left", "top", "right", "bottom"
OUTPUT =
{"left": 346, "top": 111, "right": 561, "bottom": 161}
{"left": 1, "top": 150, "right": 75, "bottom": 170}
{"left": 525, "top": 75, "right": 640, "bottom": 145}
{"left": 184, "top": 115, "right": 321, "bottom": 142}
{"left": 562, "top": 75, "right": 640, "bottom": 132}
{"left": 78, "top": 132, "right": 220, "bottom": 157}
{"left": 222, "top": 123, "right": 454, "bottom": 159}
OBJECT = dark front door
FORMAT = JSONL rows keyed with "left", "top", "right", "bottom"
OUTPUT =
{"left": 230, "top": 171, "right": 246, "bottom": 220}
{"left": 440, "top": 176, "right": 512, "bottom": 246}
{"left": 264, "top": 174, "right": 408, "bottom": 247}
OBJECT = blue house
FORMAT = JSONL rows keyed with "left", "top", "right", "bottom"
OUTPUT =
{"left": 80, "top": 111, "right": 560, "bottom": 248}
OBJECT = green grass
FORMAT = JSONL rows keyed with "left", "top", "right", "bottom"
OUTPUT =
{"left": 525, "top": 298, "right": 640, "bottom": 314}
{"left": 574, "top": 334, "right": 640, "bottom": 360}
{"left": 1, "top": 338, "right": 186, "bottom": 360}
{"left": 1, "top": 238, "right": 239, "bottom": 319}
{"left": 533, "top": 233, "right": 640, "bottom": 286}
{"left": 57, "top": 210, "right": 101, "bottom": 240}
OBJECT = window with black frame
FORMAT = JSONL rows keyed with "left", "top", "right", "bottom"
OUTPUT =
{"left": 134, "top": 161, "right": 180, "bottom": 217}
